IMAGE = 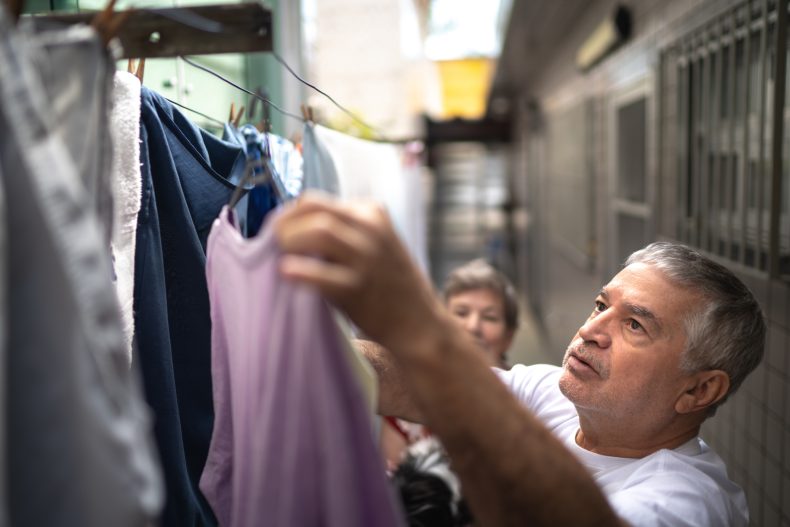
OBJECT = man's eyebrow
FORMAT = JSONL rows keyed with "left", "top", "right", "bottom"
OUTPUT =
{"left": 624, "top": 303, "right": 663, "bottom": 335}
{"left": 598, "top": 288, "right": 663, "bottom": 335}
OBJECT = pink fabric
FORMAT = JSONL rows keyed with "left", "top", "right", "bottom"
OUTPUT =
{"left": 200, "top": 206, "right": 403, "bottom": 527}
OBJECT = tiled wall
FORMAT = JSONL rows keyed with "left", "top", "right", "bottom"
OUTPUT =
{"left": 704, "top": 273, "right": 790, "bottom": 526}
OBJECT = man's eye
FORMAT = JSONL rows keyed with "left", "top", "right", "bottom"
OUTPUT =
{"left": 594, "top": 301, "right": 606, "bottom": 312}
{"left": 628, "top": 319, "right": 643, "bottom": 331}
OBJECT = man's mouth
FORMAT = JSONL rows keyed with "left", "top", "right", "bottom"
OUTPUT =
{"left": 567, "top": 350, "right": 599, "bottom": 375}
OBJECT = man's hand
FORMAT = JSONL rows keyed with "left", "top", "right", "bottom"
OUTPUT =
{"left": 274, "top": 192, "right": 444, "bottom": 355}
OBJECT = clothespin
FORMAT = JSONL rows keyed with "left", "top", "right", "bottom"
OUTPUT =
{"left": 247, "top": 87, "right": 261, "bottom": 120}
{"left": 91, "top": 0, "right": 132, "bottom": 47}
{"left": 301, "top": 104, "right": 315, "bottom": 123}
{"left": 228, "top": 102, "right": 245, "bottom": 127}
{"left": 127, "top": 57, "right": 145, "bottom": 83}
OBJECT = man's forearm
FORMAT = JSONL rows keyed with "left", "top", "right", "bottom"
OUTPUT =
{"left": 394, "top": 314, "right": 624, "bottom": 527}
{"left": 354, "top": 339, "right": 424, "bottom": 422}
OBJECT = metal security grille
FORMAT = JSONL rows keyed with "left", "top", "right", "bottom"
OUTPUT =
{"left": 661, "top": 0, "right": 789, "bottom": 279}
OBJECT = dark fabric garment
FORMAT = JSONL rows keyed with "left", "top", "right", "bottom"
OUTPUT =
{"left": 241, "top": 125, "right": 278, "bottom": 238}
{"left": 134, "top": 87, "right": 244, "bottom": 527}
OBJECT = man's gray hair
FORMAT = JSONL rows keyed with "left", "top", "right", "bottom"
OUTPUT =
{"left": 625, "top": 242, "right": 765, "bottom": 412}
{"left": 442, "top": 259, "right": 520, "bottom": 332}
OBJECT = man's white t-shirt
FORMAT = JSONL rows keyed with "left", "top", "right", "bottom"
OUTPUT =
{"left": 496, "top": 364, "right": 749, "bottom": 527}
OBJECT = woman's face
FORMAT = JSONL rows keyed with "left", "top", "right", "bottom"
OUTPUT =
{"left": 446, "top": 287, "right": 514, "bottom": 367}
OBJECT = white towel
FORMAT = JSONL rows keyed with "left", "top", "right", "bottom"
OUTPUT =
{"left": 109, "top": 71, "right": 143, "bottom": 367}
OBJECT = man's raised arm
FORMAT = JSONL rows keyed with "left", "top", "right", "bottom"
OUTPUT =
{"left": 274, "top": 194, "right": 626, "bottom": 527}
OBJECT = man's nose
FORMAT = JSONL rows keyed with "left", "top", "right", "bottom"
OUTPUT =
{"left": 577, "top": 312, "right": 612, "bottom": 349}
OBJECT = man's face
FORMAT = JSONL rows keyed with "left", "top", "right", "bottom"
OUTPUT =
{"left": 559, "top": 263, "right": 701, "bottom": 424}
{"left": 447, "top": 287, "right": 514, "bottom": 367}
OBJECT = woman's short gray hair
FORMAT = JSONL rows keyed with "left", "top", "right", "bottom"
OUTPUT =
{"left": 442, "top": 259, "right": 520, "bottom": 332}
{"left": 625, "top": 242, "right": 765, "bottom": 412}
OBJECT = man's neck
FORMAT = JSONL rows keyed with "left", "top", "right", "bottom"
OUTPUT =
{"left": 574, "top": 413, "right": 701, "bottom": 458}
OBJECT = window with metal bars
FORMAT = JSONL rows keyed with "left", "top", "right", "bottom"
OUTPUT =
{"left": 660, "top": 0, "right": 789, "bottom": 279}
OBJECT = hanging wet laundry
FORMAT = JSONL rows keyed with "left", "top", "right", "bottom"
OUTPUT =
{"left": 241, "top": 125, "right": 278, "bottom": 238}
{"left": 311, "top": 125, "right": 429, "bottom": 273}
{"left": 223, "top": 123, "right": 302, "bottom": 237}
{"left": 24, "top": 20, "right": 116, "bottom": 244}
{"left": 200, "top": 207, "right": 404, "bottom": 527}
{"left": 109, "top": 70, "right": 144, "bottom": 366}
{"left": 134, "top": 86, "right": 246, "bottom": 527}
{"left": 302, "top": 121, "right": 340, "bottom": 194}
{"left": 0, "top": 14, "right": 163, "bottom": 527}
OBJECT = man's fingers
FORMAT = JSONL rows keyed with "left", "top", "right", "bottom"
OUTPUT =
{"left": 278, "top": 191, "right": 388, "bottom": 233}
{"left": 276, "top": 208, "right": 377, "bottom": 265}
{"left": 279, "top": 255, "right": 360, "bottom": 302}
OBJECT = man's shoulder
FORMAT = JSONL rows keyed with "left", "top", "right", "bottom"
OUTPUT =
{"left": 606, "top": 440, "right": 748, "bottom": 526}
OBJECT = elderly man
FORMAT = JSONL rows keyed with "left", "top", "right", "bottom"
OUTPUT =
{"left": 274, "top": 194, "right": 764, "bottom": 527}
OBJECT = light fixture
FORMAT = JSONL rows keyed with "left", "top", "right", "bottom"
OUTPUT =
{"left": 576, "top": 5, "right": 632, "bottom": 71}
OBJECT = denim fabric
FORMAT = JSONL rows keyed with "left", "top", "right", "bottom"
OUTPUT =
{"left": 0, "top": 12, "right": 163, "bottom": 527}
{"left": 135, "top": 87, "right": 245, "bottom": 527}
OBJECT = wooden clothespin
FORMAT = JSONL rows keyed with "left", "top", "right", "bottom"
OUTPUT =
{"left": 228, "top": 102, "right": 245, "bottom": 127}
{"left": 91, "top": 0, "right": 132, "bottom": 47}
{"left": 127, "top": 57, "right": 145, "bottom": 83}
{"left": 300, "top": 104, "right": 316, "bottom": 123}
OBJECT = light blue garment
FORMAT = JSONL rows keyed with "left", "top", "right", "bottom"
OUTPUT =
{"left": 302, "top": 121, "right": 340, "bottom": 194}
{"left": 222, "top": 123, "right": 302, "bottom": 236}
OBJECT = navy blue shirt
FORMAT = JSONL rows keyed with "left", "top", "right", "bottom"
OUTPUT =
{"left": 134, "top": 88, "right": 245, "bottom": 527}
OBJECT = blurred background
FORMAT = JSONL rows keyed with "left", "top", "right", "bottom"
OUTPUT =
{"left": 23, "top": 0, "right": 790, "bottom": 524}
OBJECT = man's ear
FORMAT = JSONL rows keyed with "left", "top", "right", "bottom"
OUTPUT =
{"left": 675, "top": 370, "right": 731, "bottom": 414}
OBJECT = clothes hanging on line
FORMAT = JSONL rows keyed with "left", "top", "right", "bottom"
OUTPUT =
{"left": 302, "top": 121, "right": 340, "bottom": 194}
{"left": 134, "top": 86, "right": 247, "bottom": 527}
{"left": 110, "top": 70, "right": 144, "bottom": 366}
{"left": 223, "top": 123, "right": 303, "bottom": 237}
{"left": 200, "top": 207, "right": 404, "bottom": 527}
{"left": 0, "top": 13, "right": 163, "bottom": 527}
{"left": 23, "top": 19, "right": 116, "bottom": 245}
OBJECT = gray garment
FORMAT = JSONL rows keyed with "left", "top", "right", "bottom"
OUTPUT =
{"left": 0, "top": 12, "right": 163, "bottom": 527}
{"left": 20, "top": 20, "right": 115, "bottom": 244}
{"left": 302, "top": 121, "right": 340, "bottom": 194}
